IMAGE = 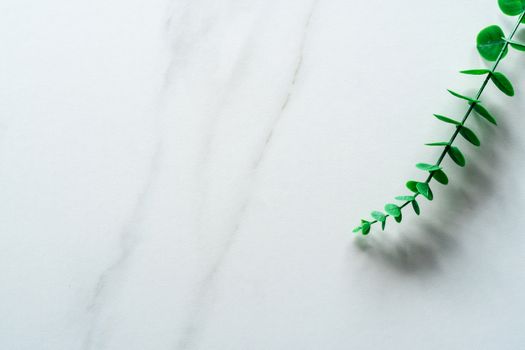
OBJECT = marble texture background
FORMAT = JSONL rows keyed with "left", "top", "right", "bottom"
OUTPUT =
{"left": 1, "top": 0, "right": 525, "bottom": 349}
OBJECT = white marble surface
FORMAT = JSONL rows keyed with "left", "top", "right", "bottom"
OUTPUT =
{"left": 1, "top": 0, "right": 525, "bottom": 349}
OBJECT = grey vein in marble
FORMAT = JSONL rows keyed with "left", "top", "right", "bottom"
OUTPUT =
{"left": 174, "top": 3, "right": 318, "bottom": 349}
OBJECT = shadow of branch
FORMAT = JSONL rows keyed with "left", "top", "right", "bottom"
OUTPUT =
{"left": 349, "top": 107, "right": 512, "bottom": 276}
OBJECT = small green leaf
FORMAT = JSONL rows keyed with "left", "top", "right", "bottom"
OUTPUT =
{"left": 458, "top": 126, "right": 481, "bottom": 146}
{"left": 394, "top": 212, "right": 402, "bottom": 223}
{"left": 476, "top": 25, "right": 508, "bottom": 61}
{"left": 491, "top": 72, "right": 515, "bottom": 96}
{"left": 371, "top": 211, "right": 386, "bottom": 222}
{"left": 432, "top": 169, "right": 449, "bottom": 185}
{"left": 384, "top": 204, "right": 401, "bottom": 218}
{"left": 406, "top": 181, "right": 419, "bottom": 193}
{"left": 395, "top": 195, "right": 415, "bottom": 201}
{"left": 498, "top": 0, "right": 525, "bottom": 16}
{"left": 511, "top": 42, "right": 525, "bottom": 51}
{"left": 352, "top": 226, "right": 362, "bottom": 233}
{"left": 412, "top": 199, "right": 420, "bottom": 215}
{"left": 425, "top": 142, "right": 450, "bottom": 147}
{"left": 471, "top": 103, "right": 497, "bottom": 125}
{"left": 447, "top": 89, "right": 480, "bottom": 103}
{"left": 416, "top": 163, "right": 442, "bottom": 172}
{"left": 434, "top": 114, "right": 461, "bottom": 125}
{"left": 361, "top": 220, "right": 371, "bottom": 235}
{"left": 381, "top": 220, "right": 386, "bottom": 231}
{"left": 504, "top": 38, "right": 525, "bottom": 51}
{"left": 416, "top": 182, "right": 434, "bottom": 201}
{"left": 460, "top": 69, "right": 491, "bottom": 75}
{"left": 448, "top": 146, "right": 466, "bottom": 167}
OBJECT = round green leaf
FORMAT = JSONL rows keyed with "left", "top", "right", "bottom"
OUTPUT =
{"left": 412, "top": 199, "right": 420, "bottom": 215}
{"left": 447, "top": 89, "right": 479, "bottom": 103}
{"left": 448, "top": 146, "right": 466, "bottom": 167}
{"left": 458, "top": 126, "right": 481, "bottom": 147}
{"left": 477, "top": 25, "right": 508, "bottom": 61}
{"left": 432, "top": 169, "right": 449, "bottom": 185}
{"left": 504, "top": 37, "right": 525, "bottom": 50}
{"left": 384, "top": 204, "right": 401, "bottom": 217}
{"left": 371, "top": 211, "right": 386, "bottom": 222}
{"left": 394, "top": 212, "right": 402, "bottom": 223}
{"left": 472, "top": 103, "right": 497, "bottom": 125}
{"left": 425, "top": 141, "right": 450, "bottom": 147}
{"left": 416, "top": 163, "right": 441, "bottom": 172}
{"left": 434, "top": 114, "right": 461, "bottom": 125}
{"left": 509, "top": 41, "right": 525, "bottom": 51}
{"left": 460, "top": 69, "right": 491, "bottom": 75}
{"left": 491, "top": 72, "right": 515, "bottom": 96}
{"left": 395, "top": 195, "right": 415, "bottom": 201}
{"left": 361, "top": 221, "right": 371, "bottom": 235}
{"left": 406, "top": 181, "right": 419, "bottom": 193}
{"left": 416, "top": 182, "right": 433, "bottom": 201}
{"left": 498, "top": 0, "right": 525, "bottom": 16}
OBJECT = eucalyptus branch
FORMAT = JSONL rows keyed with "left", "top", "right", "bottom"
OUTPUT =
{"left": 354, "top": 1, "right": 525, "bottom": 235}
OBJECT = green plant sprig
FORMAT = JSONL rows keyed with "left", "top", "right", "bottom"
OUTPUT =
{"left": 354, "top": 1, "right": 525, "bottom": 236}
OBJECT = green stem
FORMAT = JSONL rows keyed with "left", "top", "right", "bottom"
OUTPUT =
{"left": 366, "top": 12, "right": 525, "bottom": 228}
